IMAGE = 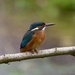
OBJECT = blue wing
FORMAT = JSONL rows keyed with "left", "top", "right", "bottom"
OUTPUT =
{"left": 20, "top": 30, "right": 34, "bottom": 48}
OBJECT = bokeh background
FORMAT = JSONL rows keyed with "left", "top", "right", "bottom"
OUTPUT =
{"left": 0, "top": 0, "right": 75, "bottom": 75}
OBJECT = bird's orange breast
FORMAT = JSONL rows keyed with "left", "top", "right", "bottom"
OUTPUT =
{"left": 20, "top": 30, "right": 45, "bottom": 52}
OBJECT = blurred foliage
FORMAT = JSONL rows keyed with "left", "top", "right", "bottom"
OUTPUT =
{"left": 56, "top": 0, "right": 75, "bottom": 13}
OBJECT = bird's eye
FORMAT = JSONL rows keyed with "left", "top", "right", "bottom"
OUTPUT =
{"left": 41, "top": 23, "right": 45, "bottom": 26}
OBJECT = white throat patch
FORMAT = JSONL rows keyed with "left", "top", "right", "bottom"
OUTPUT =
{"left": 42, "top": 27, "right": 46, "bottom": 30}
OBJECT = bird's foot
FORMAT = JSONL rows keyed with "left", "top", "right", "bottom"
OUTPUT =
{"left": 28, "top": 49, "right": 38, "bottom": 54}
{"left": 33, "top": 49, "right": 38, "bottom": 54}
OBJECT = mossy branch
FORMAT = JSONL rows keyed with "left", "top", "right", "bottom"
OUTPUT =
{"left": 0, "top": 46, "right": 75, "bottom": 64}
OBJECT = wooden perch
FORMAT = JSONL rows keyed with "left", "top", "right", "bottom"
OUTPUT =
{"left": 0, "top": 46, "right": 75, "bottom": 64}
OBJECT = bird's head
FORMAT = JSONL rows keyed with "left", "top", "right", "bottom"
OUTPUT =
{"left": 29, "top": 22, "right": 55, "bottom": 31}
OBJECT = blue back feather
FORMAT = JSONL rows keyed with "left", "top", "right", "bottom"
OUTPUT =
{"left": 20, "top": 31, "right": 34, "bottom": 48}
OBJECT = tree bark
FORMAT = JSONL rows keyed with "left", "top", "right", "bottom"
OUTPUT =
{"left": 0, "top": 46, "right": 75, "bottom": 64}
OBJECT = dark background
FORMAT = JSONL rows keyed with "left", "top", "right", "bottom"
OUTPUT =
{"left": 0, "top": 0, "right": 75, "bottom": 75}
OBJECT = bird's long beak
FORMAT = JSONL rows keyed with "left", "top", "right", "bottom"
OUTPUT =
{"left": 45, "top": 23, "right": 55, "bottom": 26}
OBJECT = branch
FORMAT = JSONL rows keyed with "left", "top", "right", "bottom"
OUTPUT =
{"left": 0, "top": 46, "right": 75, "bottom": 64}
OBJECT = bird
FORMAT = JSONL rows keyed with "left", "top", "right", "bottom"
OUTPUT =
{"left": 20, "top": 22, "right": 55, "bottom": 53}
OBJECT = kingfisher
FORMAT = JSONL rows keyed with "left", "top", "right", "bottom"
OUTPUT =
{"left": 20, "top": 22, "right": 55, "bottom": 53}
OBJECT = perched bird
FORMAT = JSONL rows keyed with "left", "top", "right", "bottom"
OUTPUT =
{"left": 20, "top": 22, "right": 55, "bottom": 53}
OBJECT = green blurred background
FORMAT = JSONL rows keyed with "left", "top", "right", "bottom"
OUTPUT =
{"left": 0, "top": 0, "right": 75, "bottom": 75}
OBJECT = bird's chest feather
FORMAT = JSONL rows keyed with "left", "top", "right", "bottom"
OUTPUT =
{"left": 27, "top": 30, "right": 45, "bottom": 49}
{"left": 33, "top": 30, "right": 45, "bottom": 44}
